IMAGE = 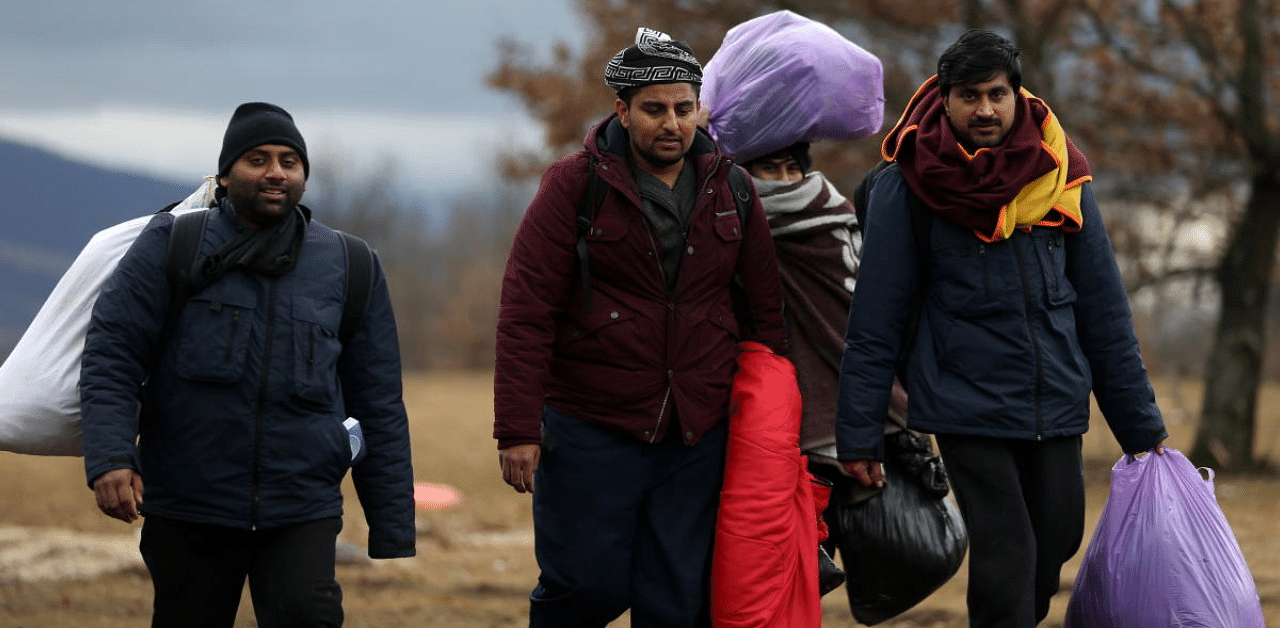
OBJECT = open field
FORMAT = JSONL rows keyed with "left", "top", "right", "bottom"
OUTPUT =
{"left": 0, "top": 371, "right": 1276, "bottom": 627}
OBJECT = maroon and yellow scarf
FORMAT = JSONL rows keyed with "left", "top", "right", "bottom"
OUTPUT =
{"left": 882, "top": 75, "right": 1090, "bottom": 242}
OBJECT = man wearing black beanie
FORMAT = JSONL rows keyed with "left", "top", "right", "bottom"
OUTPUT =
{"left": 81, "top": 102, "right": 416, "bottom": 628}
{"left": 216, "top": 102, "right": 310, "bottom": 230}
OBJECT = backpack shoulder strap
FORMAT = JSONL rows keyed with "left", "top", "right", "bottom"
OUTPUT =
{"left": 726, "top": 164, "right": 753, "bottom": 229}
{"left": 852, "top": 159, "right": 893, "bottom": 229}
{"left": 337, "top": 231, "right": 374, "bottom": 344}
{"left": 166, "top": 209, "right": 208, "bottom": 291}
{"left": 725, "top": 163, "right": 759, "bottom": 336}
{"left": 152, "top": 208, "right": 209, "bottom": 355}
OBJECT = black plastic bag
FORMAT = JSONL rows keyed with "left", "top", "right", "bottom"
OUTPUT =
{"left": 818, "top": 545, "right": 845, "bottom": 596}
{"left": 828, "top": 431, "right": 968, "bottom": 625}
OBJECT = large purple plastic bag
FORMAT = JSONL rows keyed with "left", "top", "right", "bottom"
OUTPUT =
{"left": 702, "top": 10, "right": 884, "bottom": 164}
{"left": 1063, "top": 448, "right": 1264, "bottom": 628}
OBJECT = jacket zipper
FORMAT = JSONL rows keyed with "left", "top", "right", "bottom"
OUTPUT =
{"left": 650, "top": 386, "right": 672, "bottom": 444}
{"left": 250, "top": 278, "right": 278, "bottom": 529}
{"left": 1046, "top": 238, "right": 1058, "bottom": 295}
{"left": 643, "top": 219, "right": 669, "bottom": 292}
{"left": 641, "top": 209, "right": 674, "bottom": 442}
{"left": 637, "top": 157, "right": 729, "bottom": 444}
{"left": 1012, "top": 238, "right": 1044, "bottom": 438}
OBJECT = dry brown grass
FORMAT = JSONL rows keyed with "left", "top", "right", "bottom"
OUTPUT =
{"left": 0, "top": 371, "right": 1276, "bottom": 627}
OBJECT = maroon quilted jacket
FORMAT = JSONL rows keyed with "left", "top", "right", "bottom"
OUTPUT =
{"left": 494, "top": 114, "right": 786, "bottom": 449}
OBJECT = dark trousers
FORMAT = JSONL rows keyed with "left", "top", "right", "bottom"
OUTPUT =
{"left": 934, "top": 434, "right": 1085, "bottom": 628}
{"left": 139, "top": 515, "right": 344, "bottom": 628}
{"left": 530, "top": 408, "right": 726, "bottom": 628}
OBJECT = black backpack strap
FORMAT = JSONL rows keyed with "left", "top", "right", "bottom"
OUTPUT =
{"left": 165, "top": 209, "right": 208, "bottom": 292}
{"left": 337, "top": 231, "right": 374, "bottom": 344}
{"left": 726, "top": 164, "right": 753, "bottom": 230}
{"left": 852, "top": 159, "right": 893, "bottom": 230}
{"left": 575, "top": 154, "right": 605, "bottom": 314}
{"left": 150, "top": 208, "right": 209, "bottom": 357}
{"left": 724, "top": 163, "right": 759, "bottom": 337}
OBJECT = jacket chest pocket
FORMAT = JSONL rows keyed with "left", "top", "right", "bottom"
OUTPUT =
{"left": 932, "top": 241, "right": 1006, "bottom": 319}
{"left": 713, "top": 209, "right": 744, "bottom": 242}
{"left": 1033, "top": 230, "right": 1076, "bottom": 307}
{"left": 292, "top": 296, "right": 343, "bottom": 406}
{"left": 583, "top": 206, "right": 637, "bottom": 279}
{"left": 176, "top": 291, "right": 256, "bottom": 384}
{"left": 584, "top": 205, "right": 630, "bottom": 243}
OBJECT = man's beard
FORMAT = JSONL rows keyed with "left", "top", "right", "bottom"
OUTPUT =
{"left": 634, "top": 144, "right": 685, "bottom": 169}
{"left": 230, "top": 191, "right": 302, "bottom": 227}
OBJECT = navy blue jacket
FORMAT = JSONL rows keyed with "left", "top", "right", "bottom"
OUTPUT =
{"left": 81, "top": 202, "right": 415, "bottom": 558}
{"left": 836, "top": 164, "right": 1167, "bottom": 460}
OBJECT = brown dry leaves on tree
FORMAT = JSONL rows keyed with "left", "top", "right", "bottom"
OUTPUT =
{"left": 486, "top": 0, "right": 1280, "bottom": 470}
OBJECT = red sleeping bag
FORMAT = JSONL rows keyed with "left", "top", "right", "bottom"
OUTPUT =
{"left": 711, "top": 341, "right": 830, "bottom": 628}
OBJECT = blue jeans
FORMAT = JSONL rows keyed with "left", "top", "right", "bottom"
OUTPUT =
{"left": 530, "top": 408, "right": 726, "bottom": 628}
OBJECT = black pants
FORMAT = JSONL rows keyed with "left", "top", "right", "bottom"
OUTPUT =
{"left": 934, "top": 434, "right": 1085, "bottom": 628}
{"left": 139, "top": 515, "right": 344, "bottom": 628}
{"left": 529, "top": 408, "right": 725, "bottom": 628}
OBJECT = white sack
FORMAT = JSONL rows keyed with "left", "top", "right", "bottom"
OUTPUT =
{"left": 0, "top": 179, "right": 216, "bottom": 456}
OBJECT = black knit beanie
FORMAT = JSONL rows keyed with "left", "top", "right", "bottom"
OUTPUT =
{"left": 218, "top": 102, "right": 309, "bottom": 179}
{"left": 787, "top": 141, "right": 813, "bottom": 174}
{"left": 749, "top": 141, "right": 813, "bottom": 174}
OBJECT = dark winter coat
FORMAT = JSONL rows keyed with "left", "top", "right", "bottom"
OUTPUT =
{"left": 836, "top": 164, "right": 1167, "bottom": 460}
{"left": 81, "top": 203, "right": 415, "bottom": 558}
{"left": 494, "top": 114, "right": 787, "bottom": 449}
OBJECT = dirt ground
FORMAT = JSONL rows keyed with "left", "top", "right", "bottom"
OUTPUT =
{"left": 0, "top": 372, "right": 1276, "bottom": 628}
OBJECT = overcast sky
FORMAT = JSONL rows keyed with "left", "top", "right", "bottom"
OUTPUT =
{"left": 0, "top": 0, "right": 583, "bottom": 196}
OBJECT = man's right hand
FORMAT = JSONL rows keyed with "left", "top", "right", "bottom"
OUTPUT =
{"left": 499, "top": 444, "right": 541, "bottom": 494}
{"left": 841, "top": 459, "right": 886, "bottom": 488}
{"left": 93, "top": 468, "right": 144, "bottom": 523}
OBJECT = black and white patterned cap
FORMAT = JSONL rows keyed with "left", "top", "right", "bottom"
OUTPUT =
{"left": 604, "top": 28, "right": 703, "bottom": 92}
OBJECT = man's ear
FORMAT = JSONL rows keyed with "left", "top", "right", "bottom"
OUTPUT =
{"left": 615, "top": 98, "right": 629, "bottom": 129}
{"left": 218, "top": 174, "right": 228, "bottom": 188}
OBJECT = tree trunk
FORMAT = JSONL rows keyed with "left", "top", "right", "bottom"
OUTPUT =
{"left": 1190, "top": 170, "right": 1280, "bottom": 472}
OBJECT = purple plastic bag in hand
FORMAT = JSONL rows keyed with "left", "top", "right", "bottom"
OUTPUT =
{"left": 702, "top": 10, "right": 884, "bottom": 164}
{"left": 1064, "top": 448, "right": 1264, "bottom": 628}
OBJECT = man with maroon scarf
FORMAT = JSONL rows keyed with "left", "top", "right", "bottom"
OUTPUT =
{"left": 834, "top": 30, "right": 1168, "bottom": 627}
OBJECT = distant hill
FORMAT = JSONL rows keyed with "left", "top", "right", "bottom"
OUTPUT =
{"left": 0, "top": 138, "right": 195, "bottom": 354}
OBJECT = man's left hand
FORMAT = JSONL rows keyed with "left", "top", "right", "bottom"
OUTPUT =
{"left": 92, "top": 468, "right": 144, "bottom": 523}
{"left": 499, "top": 444, "right": 541, "bottom": 494}
{"left": 1127, "top": 441, "right": 1167, "bottom": 457}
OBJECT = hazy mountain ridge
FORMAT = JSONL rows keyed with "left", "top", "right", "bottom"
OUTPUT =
{"left": 0, "top": 138, "right": 195, "bottom": 353}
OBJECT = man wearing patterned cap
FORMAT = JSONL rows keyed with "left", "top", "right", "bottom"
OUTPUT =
{"left": 82, "top": 102, "right": 415, "bottom": 627}
{"left": 494, "top": 28, "right": 786, "bottom": 628}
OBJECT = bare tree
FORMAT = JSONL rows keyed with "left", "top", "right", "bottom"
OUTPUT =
{"left": 1077, "top": 0, "right": 1280, "bottom": 471}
